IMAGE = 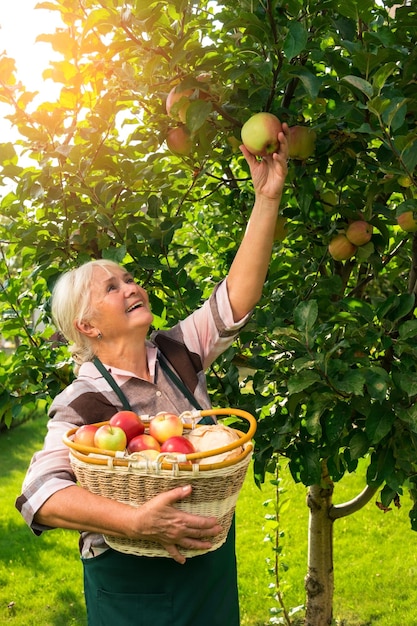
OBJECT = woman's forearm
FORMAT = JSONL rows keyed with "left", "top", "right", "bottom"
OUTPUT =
{"left": 226, "top": 192, "right": 282, "bottom": 321}
{"left": 34, "top": 483, "right": 223, "bottom": 564}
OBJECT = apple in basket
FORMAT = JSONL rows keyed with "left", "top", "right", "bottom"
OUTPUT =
{"left": 73, "top": 424, "right": 99, "bottom": 447}
{"left": 109, "top": 410, "right": 145, "bottom": 442}
{"left": 160, "top": 436, "right": 196, "bottom": 455}
{"left": 127, "top": 433, "right": 161, "bottom": 455}
{"left": 149, "top": 412, "right": 183, "bottom": 443}
{"left": 94, "top": 424, "right": 127, "bottom": 451}
{"left": 186, "top": 424, "right": 243, "bottom": 464}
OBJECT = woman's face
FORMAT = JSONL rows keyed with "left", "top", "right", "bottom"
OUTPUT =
{"left": 86, "top": 265, "right": 153, "bottom": 339}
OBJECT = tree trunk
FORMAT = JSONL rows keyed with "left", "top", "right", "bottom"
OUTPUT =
{"left": 304, "top": 464, "right": 334, "bottom": 626}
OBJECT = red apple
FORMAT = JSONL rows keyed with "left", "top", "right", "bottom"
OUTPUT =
{"left": 328, "top": 233, "right": 357, "bottom": 261}
{"left": 149, "top": 412, "right": 183, "bottom": 443}
{"left": 127, "top": 433, "right": 161, "bottom": 454}
{"left": 241, "top": 112, "right": 282, "bottom": 156}
{"left": 166, "top": 126, "right": 193, "bottom": 155}
{"left": 345, "top": 220, "right": 373, "bottom": 246}
{"left": 94, "top": 424, "right": 127, "bottom": 451}
{"left": 287, "top": 126, "right": 316, "bottom": 160}
{"left": 160, "top": 436, "right": 196, "bottom": 455}
{"left": 74, "top": 424, "right": 99, "bottom": 447}
{"left": 397, "top": 211, "right": 417, "bottom": 233}
{"left": 109, "top": 410, "right": 145, "bottom": 443}
{"left": 166, "top": 86, "right": 194, "bottom": 122}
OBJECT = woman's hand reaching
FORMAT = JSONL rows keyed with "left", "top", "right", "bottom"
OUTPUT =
{"left": 240, "top": 122, "right": 289, "bottom": 201}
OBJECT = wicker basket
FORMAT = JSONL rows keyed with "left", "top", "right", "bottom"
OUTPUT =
{"left": 63, "top": 408, "right": 256, "bottom": 558}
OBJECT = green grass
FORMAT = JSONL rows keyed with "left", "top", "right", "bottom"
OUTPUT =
{"left": 2, "top": 418, "right": 417, "bottom": 625}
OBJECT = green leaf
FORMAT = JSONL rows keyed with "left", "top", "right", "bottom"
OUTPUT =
{"left": 372, "top": 62, "right": 398, "bottom": 92}
{"left": 364, "top": 367, "right": 390, "bottom": 403}
{"left": 365, "top": 402, "right": 395, "bottom": 444}
{"left": 185, "top": 99, "right": 213, "bottom": 134}
{"left": 349, "top": 430, "right": 370, "bottom": 460}
{"left": 287, "top": 67, "right": 322, "bottom": 100}
{"left": 339, "top": 298, "right": 374, "bottom": 322}
{"left": 342, "top": 75, "right": 373, "bottom": 99}
{"left": 294, "top": 300, "right": 318, "bottom": 332}
{"left": 287, "top": 371, "right": 321, "bottom": 395}
{"left": 334, "top": 370, "right": 366, "bottom": 396}
{"left": 283, "top": 21, "right": 308, "bottom": 60}
{"left": 398, "top": 320, "right": 417, "bottom": 341}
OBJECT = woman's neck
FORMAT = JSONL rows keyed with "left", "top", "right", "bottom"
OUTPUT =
{"left": 94, "top": 342, "right": 150, "bottom": 381}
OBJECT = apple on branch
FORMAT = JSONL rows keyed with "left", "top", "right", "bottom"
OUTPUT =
{"left": 166, "top": 86, "right": 194, "bottom": 123}
{"left": 287, "top": 126, "right": 316, "bottom": 160}
{"left": 345, "top": 220, "right": 373, "bottom": 246}
{"left": 166, "top": 126, "right": 193, "bottom": 156}
{"left": 328, "top": 233, "right": 357, "bottom": 261}
{"left": 240, "top": 112, "right": 282, "bottom": 156}
{"left": 397, "top": 211, "right": 417, "bottom": 233}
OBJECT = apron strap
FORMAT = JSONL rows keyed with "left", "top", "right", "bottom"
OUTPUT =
{"left": 93, "top": 357, "right": 132, "bottom": 411}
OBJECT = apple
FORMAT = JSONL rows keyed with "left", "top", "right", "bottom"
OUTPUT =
{"left": 241, "top": 112, "right": 282, "bottom": 156}
{"left": 166, "top": 86, "right": 194, "bottom": 122}
{"left": 149, "top": 412, "right": 183, "bottom": 443}
{"left": 166, "top": 126, "right": 193, "bottom": 155}
{"left": 109, "top": 410, "right": 145, "bottom": 443}
{"left": 397, "top": 211, "right": 417, "bottom": 233}
{"left": 287, "top": 126, "right": 316, "bottom": 160}
{"left": 345, "top": 220, "right": 373, "bottom": 246}
{"left": 321, "top": 190, "right": 338, "bottom": 210}
{"left": 94, "top": 424, "right": 127, "bottom": 451}
{"left": 328, "top": 233, "right": 357, "bottom": 261}
{"left": 160, "top": 436, "right": 196, "bottom": 455}
{"left": 127, "top": 433, "right": 161, "bottom": 454}
{"left": 398, "top": 175, "right": 413, "bottom": 188}
{"left": 74, "top": 424, "right": 99, "bottom": 447}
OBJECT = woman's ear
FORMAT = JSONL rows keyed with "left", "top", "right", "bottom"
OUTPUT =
{"left": 75, "top": 319, "right": 98, "bottom": 338}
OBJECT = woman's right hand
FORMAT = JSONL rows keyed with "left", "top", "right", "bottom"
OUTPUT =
{"left": 132, "top": 485, "right": 223, "bottom": 564}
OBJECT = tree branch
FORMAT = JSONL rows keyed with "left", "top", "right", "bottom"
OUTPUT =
{"left": 329, "top": 484, "right": 378, "bottom": 520}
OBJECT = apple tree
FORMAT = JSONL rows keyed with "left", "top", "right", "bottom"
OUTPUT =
{"left": 1, "top": 0, "right": 417, "bottom": 623}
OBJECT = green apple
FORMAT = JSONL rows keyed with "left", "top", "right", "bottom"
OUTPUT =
{"left": 328, "top": 233, "right": 357, "bottom": 261}
{"left": 94, "top": 424, "right": 127, "bottom": 451}
{"left": 241, "top": 112, "right": 282, "bottom": 156}
{"left": 166, "top": 126, "right": 193, "bottom": 155}
{"left": 320, "top": 190, "right": 338, "bottom": 211}
{"left": 397, "top": 211, "right": 417, "bottom": 232}
{"left": 345, "top": 220, "right": 373, "bottom": 246}
{"left": 288, "top": 126, "right": 316, "bottom": 160}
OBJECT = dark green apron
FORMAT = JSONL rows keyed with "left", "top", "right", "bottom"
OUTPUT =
{"left": 82, "top": 520, "right": 239, "bottom": 626}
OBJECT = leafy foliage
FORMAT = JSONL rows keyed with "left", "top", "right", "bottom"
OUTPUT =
{"left": 1, "top": 0, "right": 417, "bottom": 528}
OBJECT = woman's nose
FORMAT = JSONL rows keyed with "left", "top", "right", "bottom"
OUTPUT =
{"left": 124, "top": 282, "right": 137, "bottom": 297}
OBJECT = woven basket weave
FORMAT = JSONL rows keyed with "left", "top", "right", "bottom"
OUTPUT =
{"left": 63, "top": 408, "right": 256, "bottom": 558}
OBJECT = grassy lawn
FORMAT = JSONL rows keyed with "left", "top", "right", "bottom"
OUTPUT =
{"left": 2, "top": 417, "right": 417, "bottom": 625}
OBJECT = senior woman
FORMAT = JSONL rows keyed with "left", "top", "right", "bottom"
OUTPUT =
{"left": 16, "top": 125, "right": 289, "bottom": 626}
